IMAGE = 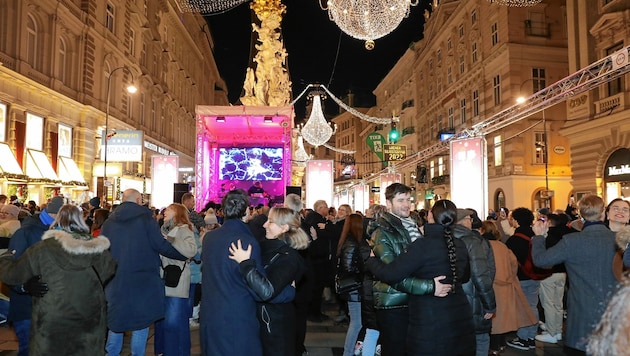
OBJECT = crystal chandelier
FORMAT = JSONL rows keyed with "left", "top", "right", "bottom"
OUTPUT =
{"left": 173, "top": 0, "right": 249, "bottom": 13}
{"left": 293, "top": 136, "right": 312, "bottom": 166}
{"left": 299, "top": 93, "right": 337, "bottom": 147}
{"left": 488, "top": 0, "right": 543, "bottom": 6}
{"left": 322, "top": 0, "right": 418, "bottom": 49}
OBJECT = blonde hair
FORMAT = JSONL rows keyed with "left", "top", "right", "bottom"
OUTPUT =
{"left": 578, "top": 195, "right": 605, "bottom": 222}
{"left": 269, "top": 207, "right": 309, "bottom": 250}
{"left": 587, "top": 278, "right": 630, "bottom": 355}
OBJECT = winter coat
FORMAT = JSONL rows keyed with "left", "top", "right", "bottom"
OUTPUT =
{"left": 505, "top": 226, "right": 536, "bottom": 280}
{"left": 366, "top": 223, "right": 474, "bottom": 355}
{"left": 101, "top": 202, "right": 187, "bottom": 332}
{"left": 160, "top": 224, "right": 198, "bottom": 298}
{"left": 453, "top": 225, "right": 496, "bottom": 334}
{"left": 370, "top": 213, "right": 434, "bottom": 309}
{"left": 0, "top": 230, "right": 116, "bottom": 355}
{"left": 337, "top": 238, "right": 363, "bottom": 302}
{"left": 532, "top": 223, "right": 618, "bottom": 351}
{"left": 238, "top": 238, "right": 306, "bottom": 356}
{"left": 487, "top": 239, "right": 536, "bottom": 334}
{"left": 7, "top": 213, "right": 50, "bottom": 322}
{"left": 200, "top": 218, "right": 266, "bottom": 356}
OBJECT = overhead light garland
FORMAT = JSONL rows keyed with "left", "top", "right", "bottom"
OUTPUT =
{"left": 321, "top": 0, "right": 418, "bottom": 50}
{"left": 488, "top": 0, "right": 542, "bottom": 6}
{"left": 173, "top": 0, "right": 249, "bottom": 13}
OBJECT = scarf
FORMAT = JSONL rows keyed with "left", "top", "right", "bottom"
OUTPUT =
{"left": 394, "top": 214, "right": 423, "bottom": 242}
{"left": 39, "top": 209, "right": 55, "bottom": 226}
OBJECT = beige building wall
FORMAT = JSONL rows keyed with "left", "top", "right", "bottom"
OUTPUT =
{"left": 0, "top": 0, "right": 227, "bottom": 203}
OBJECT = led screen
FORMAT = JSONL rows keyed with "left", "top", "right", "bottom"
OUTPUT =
{"left": 219, "top": 147, "right": 283, "bottom": 181}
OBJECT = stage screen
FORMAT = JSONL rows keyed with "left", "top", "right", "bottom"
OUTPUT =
{"left": 219, "top": 147, "right": 283, "bottom": 181}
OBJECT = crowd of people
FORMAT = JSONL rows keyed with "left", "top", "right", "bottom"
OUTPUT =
{"left": 0, "top": 185, "right": 626, "bottom": 356}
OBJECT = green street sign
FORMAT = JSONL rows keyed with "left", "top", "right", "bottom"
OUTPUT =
{"left": 366, "top": 132, "right": 385, "bottom": 161}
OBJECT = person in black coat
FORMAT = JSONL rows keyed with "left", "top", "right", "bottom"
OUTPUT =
{"left": 229, "top": 207, "right": 308, "bottom": 356}
{"left": 366, "top": 200, "right": 475, "bottom": 356}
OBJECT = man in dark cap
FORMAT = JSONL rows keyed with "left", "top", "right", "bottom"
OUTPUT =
{"left": 86, "top": 197, "right": 101, "bottom": 228}
{"left": 7, "top": 196, "right": 63, "bottom": 356}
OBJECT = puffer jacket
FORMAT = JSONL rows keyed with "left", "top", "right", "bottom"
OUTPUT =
{"left": 453, "top": 225, "right": 496, "bottom": 334}
{"left": 337, "top": 238, "right": 363, "bottom": 302}
{"left": 369, "top": 213, "right": 434, "bottom": 309}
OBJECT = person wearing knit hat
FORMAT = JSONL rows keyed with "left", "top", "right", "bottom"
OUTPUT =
{"left": 46, "top": 196, "right": 64, "bottom": 215}
{"left": 0, "top": 204, "right": 21, "bottom": 250}
{"left": 89, "top": 197, "right": 101, "bottom": 209}
{"left": 86, "top": 197, "right": 102, "bottom": 229}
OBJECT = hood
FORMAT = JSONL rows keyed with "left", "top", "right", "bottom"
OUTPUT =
{"left": 41, "top": 230, "right": 110, "bottom": 270}
{"left": 20, "top": 213, "right": 47, "bottom": 229}
{"left": 108, "top": 201, "right": 153, "bottom": 222}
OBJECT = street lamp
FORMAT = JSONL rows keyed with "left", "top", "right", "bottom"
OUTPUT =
{"left": 103, "top": 66, "right": 137, "bottom": 206}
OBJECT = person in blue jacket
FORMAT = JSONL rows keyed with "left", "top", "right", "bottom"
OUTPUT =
{"left": 102, "top": 189, "right": 187, "bottom": 356}
{"left": 200, "top": 189, "right": 266, "bottom": 356}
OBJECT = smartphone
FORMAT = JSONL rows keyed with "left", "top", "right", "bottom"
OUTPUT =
{"left": 539, "top": 216, "right": 547, "bottom": 222}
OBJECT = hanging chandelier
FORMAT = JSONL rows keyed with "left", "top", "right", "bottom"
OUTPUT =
{"left": 488, "top": 0, "right": 542, "bottom": 6}
{"left": 322, "top": 0, "right": 418, "bottom": 50}
{"left": 173, "top": 0, "right": 249, "bottom": 13}
{"left": 299, "top": 93, "right": 337, "bottom": 147}
{"left": 293, "top": 136, "right": 312, "bottom": 166}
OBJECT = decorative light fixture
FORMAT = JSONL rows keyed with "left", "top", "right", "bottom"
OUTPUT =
{"left": 299, "top": 92, "right": 337, "bottom": 147}
{"left": 321, "top": 0, "right": 418, "bottom": 50}
{"left": 488, "top": 0, "right": 542, "bottom": 7}
{"left": 293, "top": 136, "right": 312, "bottom": 166}
{"left": 173, "top": 0, "right": 249, "bottom": 13}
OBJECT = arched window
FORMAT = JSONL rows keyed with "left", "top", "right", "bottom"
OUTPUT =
{"left": 26, "top": 14, "right": 38, "bottom": 69}
{"left": 58, "top": 38, "right": 67, "bottom": 84}
{"left": 495, "top": 189, "right": 505, "bottom": 211}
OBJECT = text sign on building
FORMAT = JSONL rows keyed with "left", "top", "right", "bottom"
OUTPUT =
{"left": 383, "top": 144, "right": 407, "bottom": 161}
{"left": 101, "top": 130, "right": 143, "bottom": 162}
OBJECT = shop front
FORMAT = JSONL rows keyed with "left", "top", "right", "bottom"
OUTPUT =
{"left": 0, "top": 143, "right": 28, "bottom": 198}
{"left": 24, "top": 149, "right": 62, "bottom": 205}
{"left": 603, "top": 148, "right": 630, "bottom": 203}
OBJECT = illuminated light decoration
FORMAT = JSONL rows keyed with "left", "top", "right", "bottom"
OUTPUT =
{"left": 488, "top": 0, "right": 542, "bottom": 6}
{"left": 321, "top": 0, "right": 418, "bottom": 49}
{"left": 173, "top": 0, "right": 249, "bottom": 13}
{"left": 294, "top": 136, "right": 312, "bottom": 166}
{"left": 299, "top": 94, "right": 337, "bottom": 147}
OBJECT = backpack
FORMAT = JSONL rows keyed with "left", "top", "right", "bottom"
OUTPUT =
{"left": 514, "top": 232, "right": 553, "bottom": 280}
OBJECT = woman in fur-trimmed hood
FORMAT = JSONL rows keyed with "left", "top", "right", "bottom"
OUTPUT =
{"left": 0, "top": 204, "right": 117, "bottom": 356}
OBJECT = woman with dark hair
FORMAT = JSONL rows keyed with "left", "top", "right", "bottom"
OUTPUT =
{"left": 0, "top": 204, "right": 116, "bottom": 355}
{"left": 90, "top": 208, "right": 109, "bottom": 237}
{"left": 335, "top": 213, "right": 366, "bottom": 356}
{"left": 605, "top": 198, "right": 630, "bottom": 232}
{"left": 228, "top": 207, "right": 308, "bottom": 356}
{"left": 365, "top": 199, "right": 474, "bottom": 355}
{"left": 154, "top": 203, "right": 198, "bottom": 356}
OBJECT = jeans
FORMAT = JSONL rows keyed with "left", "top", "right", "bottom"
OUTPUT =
{"left": 517, "top": 279, "right": 540, "bottom": 340}
{"left": 154, "top": 296, "right": 191, "bottom": 356}
{"left": 476, "top": 333, "right": 490, "bottom": 356}
{"left": 539, "top": 272, "right": 566, "bottom": 336}
{"left": 187, "top": 283, "right": 199, "bottom": 318}
{"left": 343, "top": 301, "right": 362, "bottom": 356}
{"left": 105, "top": 327, "right": 149, "bottom": 356}
{"left": 362, "top": 328, "right": 381, "bottom": 356}
{"left": 13, "top": 319, "right": 30, "bottom": 356}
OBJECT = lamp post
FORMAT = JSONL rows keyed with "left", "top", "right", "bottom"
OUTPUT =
{"left": 103, "top": 66, "right": 137, "bottom": 206}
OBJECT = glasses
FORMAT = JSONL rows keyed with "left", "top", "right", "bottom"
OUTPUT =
{"left": 611, "top": 206, "right": 630, "bottom": 213}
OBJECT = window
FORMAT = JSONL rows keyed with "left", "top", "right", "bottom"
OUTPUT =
{"left": 106, "top": 2, "right": 115, "bottom": 33}
{"left": 430, "top": 160, "right": 435, "bottom": 180}
{"left": 58, "top": 38, "right": 67, "bottom": 84}
{"left": 140, "top": 93, "right": 145, "bottom": 126}
{"left": 448, "top": 107, "right": 454, "bottom": 128}
{"left": 459, "top": 24, "right": 464, "bottom": 37}
{"left": 151, "top": 99, "right": 156, "bottom": 131}
{"left": 473, "top": 90, "right": 479, "bottom": 117}
{"left": 437, "top": 76, "right": 442, "bottom": 93}
{"left": 459, "top": 55, "right": 465, "bottom": 74}
{"left": 26, "top": 14, "right": 37, "bottom": 69}
{"left": 438, "top": 157, "right": 444, "bottom": 176}
{"left": 494, "top": 135, "right": 502, "bottom": 166}
{"left": 471, "top": 42, "right": 478, "bottom": 63}
{"left": 606, "top": 43, "right": 624, "bottom": 96}
{"left": 493, "top": 75, "right": 501, "bottom": 106}
{"left": 447, "top": 38, "right": 452, "bottom": 50}
{"left": 460, "top": 99, "right": 467, "bottom": 124}
{"left": 140, "top": 42, "right": 147, "bottom": 66}
{"left": 126, "top": 93, "right": 133, "bottom": 118}
{"left": 143, "top": 0, "right": 148, "bottom": 16}
{"left": 447, "top": 67, "right": 453, "bottom": 84}
{"left": 471, "top": 10, "right": 477, "bottom": 25}
{"left": 534, "top": 131, "right": 547, "bottom": 164}
{"left": 128, "top": 28, "right": 135, "bottom": 56}
{"left": 532, "top": 68, "right": 546, "bottom": 92}
{"left": 429, "top": 59, "right": 433, "bottom": 70}
{"left": 437, "top": 49, "right": 442, "bottom": 63}
{"left": 438, "top": 115, "right": 444, "bottom": 132}
{"left": 491, "top": 23, "right": 499, "bottom": 46}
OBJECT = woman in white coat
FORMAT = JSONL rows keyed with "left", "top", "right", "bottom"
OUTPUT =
{"left": 154, "top": 203, "right": 198, "bottom": 356}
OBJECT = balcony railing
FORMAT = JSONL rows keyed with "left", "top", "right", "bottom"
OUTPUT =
{"left": 402, "top": 126, "right": 415, "bottom": 136}
{"left": 432, "top": 174, "right": 450, "bottom": 185}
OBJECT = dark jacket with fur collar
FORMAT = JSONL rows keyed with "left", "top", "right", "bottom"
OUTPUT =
{"left": 0, "top": 230, "right": 116, "bottom": 355}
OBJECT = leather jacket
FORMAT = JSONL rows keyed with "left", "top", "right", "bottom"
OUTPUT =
{"left": 338, "top": 238, "right": 363, "bottom": 302}
{"left": 369, "top": 213, "right": 435, "bottom": 309}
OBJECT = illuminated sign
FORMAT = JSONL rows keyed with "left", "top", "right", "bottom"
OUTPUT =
{"left": 151, "top": 155, "right": 179, "bottom": 209}
{"left": 58, "top": 124, "right": 72, "bottom": 158}
{"left": 101, "top": 130, "right": 143, "bottom": 162}
{"left": 450, "top": 137, "right": 488, "bottom": 218}
{"left": 0, "top": 103, "right": 6, "bottom": 142}
{"left": 144, "top": 140, "right": 174, "bottom": 155}
{"left": 383, "top": 144, "right": 407, "bottom": 161}
{"left": 305, "top": 160, "right": 333, "bottom": 209}
{"left": 26, "top": 113, "right": 44, "bottom": 151}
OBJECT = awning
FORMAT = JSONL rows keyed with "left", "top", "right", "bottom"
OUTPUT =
{"left": 57, "top": 156, "right": 86, "bottom": 184}
{"left": 25, "top": 149, "right": 59, "bottom": 181}
{"left": 0, "top": 143, "right": 24, "bottom": 175}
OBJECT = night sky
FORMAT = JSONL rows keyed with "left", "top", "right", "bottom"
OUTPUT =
{"left": 205, "top": 0, "right": 431, "bottom": 119}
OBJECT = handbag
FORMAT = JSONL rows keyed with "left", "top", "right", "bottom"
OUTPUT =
{"left": 335, "top": 272, "right": 362, "bottom": 294}
{"left": 162, "top": 263, "right": 184, "bottom": 288}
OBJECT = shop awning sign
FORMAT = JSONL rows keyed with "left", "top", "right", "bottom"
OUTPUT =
{"left": 101, "top": 130, "right": 143, "bottom": 162}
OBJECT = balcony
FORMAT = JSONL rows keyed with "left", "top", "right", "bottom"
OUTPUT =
{"left": 402, "top": 126, "right": 415, "bottom": 137}
{"left": 432, "top": 174, "right": 450, "bottom": 185}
